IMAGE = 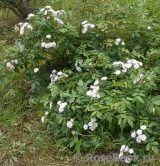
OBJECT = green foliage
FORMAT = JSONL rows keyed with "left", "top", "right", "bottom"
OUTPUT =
{"left": 2, "top": 0, "right": 160, "bottom": 163}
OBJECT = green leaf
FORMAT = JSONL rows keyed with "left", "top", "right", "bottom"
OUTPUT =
{"left": 153, "top": 100, "right": 160, "bottom": 105}
{"left": 107, "top": 115, "right": 112, "bottom": 123}
{"left": 137, "top": 96, "right": 144, "bottom": 103}
{"left": 77, "top": 80, "right": 83, "bottom": 86}
{"left": 12, "top": 156, "right": 18, "bottom": 163}
{"left": 146, "top": 143, "right": 151, "bottom": 151}
{"left": 149, "top": 103, "right": 154, "bottom": 114}
{"left": 96, "top": 112, "right": 102, "bottom": 119}
{"left": 151, "top": 146, "right": 159, "bottom": 154}
{"left": 69, "top": 140, "right": 75, "bottom": 148}
{"left": 127, "top": 119, "right": 133, "bottom": 128}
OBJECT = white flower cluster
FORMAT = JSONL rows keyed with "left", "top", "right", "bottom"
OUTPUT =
{"left": 18, "top": 22, "right": 33, "bottom": 35}
{"left": 131, "top": 125, "right": 147, "bottom": 143}
{"left": 41, "top": 41, "right": 56, "bottom": 49}
{"left": 115, "top": 38, "right": 125, "bottom": 46}
{"left": 6, "top": 59, "right": 18, "bottom": 70}
{"left": 113, "top": 59, "right": 143, "bottom": 74}
{"left": 34, "top": 68, "right": 39, "bottom": 73}
{"left": 147, "top": 26, "right": 151, "bottom": 30}
{"left": 71, "top": 130, "right": 77, "bottom": 135}
{"left": 67, "top": 119, "right": 74, "bottom": 128}
{"left": 101, "top": 76, "right": 108, "bottom": 80}
{"left": 19, "top": 44, "right": 25, "bottom": 52}
{"left": 40, "top": 6, "right": 65, "bottom": 24}
{"left": 86, "top": 80, "right": 100, "bottom": 98}
{"left": 83, "top": 118, "right": 98, "bottom": 131}
{"left": 75, "top": 60, "right": 83, "bottom": 72}
{"left": 119, "top": 145, "right": 134, "bottom": 163}
{"left": 27, "top": 13, "right": 34, "bottom": 20}
{"left": 82, "top": 20, "right": 95, "bottom": 34}
{"left": 41, "top": 111, "right": 49, "bottom": 123}
{"left": 133, "top": 74, "right": 143, "bottom": 84}
{"left": 41, "top": 35, "right": 56, "bottom": 48}
{"left": 57, "top": 101, "right": 67, "bottom": 113}
{"left": 50, "top": 70, "right": 68, "bottom": 85}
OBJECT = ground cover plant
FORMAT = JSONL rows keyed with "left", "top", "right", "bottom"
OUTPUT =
{"left": 1, "top": 0, "right": 160, "bottom": 165}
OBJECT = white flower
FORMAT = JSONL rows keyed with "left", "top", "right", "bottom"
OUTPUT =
{"left": 147, "top": 26, "right": 151, "bottom": 30}
{"left": 70, "top": 119, "right": 74, "bottom": 122}
{"left": 49, "top": 102, "right": 53, "bottom": 109}
{"left": 124, "top": 146, "right": 129, "bottom": 152}
{"left": 134, "top": 64, "right": 140, "bottom": 69}
{"left": 41, "top": 116, "right": 45, "bottom": 123}
{"left": 128, "top": 148, "right": 134, "bottom": 154}
{"left": 124, "top": 156, "right": 132, "bottom": 163}
{"left": 46, "top": 34, "right": 51, "bottom": 38}
{"left": 59, "top": 107, "right": 64, "bottom": 113}
{"left": 40, "top": 8, "right": 45, "bottom": 12}
{"left": 119, "top": 152, "right": 124, "bottom": 158}
{"left": 82, "top": 20, "right": 88, "bottom": 25}
{"left": 121, "top": 41, "right": 125, "bottom": 45}
{"left": 45, "top": 111, "right": 49, "bottom": 116}
{"left": 115, "top": 70, "right": 121, "bottom": 75}
{"left": 94, "top": 80, "right": 99, "bottom": 85}
{"left": 88, "top": 122, "right": 93, "bottom": 127}
{"left": 75, "top": 66, "right": 82, "bottom": 72}
{"left": 41, "top": 42, "right": 45, "bottom": 47}
{"left": 27, "top": 24, "right": 33, "bottom": 30}
{"left": 139, "top": 62, "right": 143, "bottom": 66}
{"left": 116, "top": 38, "right": 121, "bottom": 42}
{"left": 91, "top": 118, "right": 97, "bottom": 123}
{"left": 56, "top": 10, "right": 66, "bottom": 15}
{"left": 60, "top": 102, "right": 67, "bottom": 108}
{"left": 136, "top": 135, "right": 142, "bottom": 143}
{"left": 67, "top": 121, "right": 73, "bottom": 128}
{"left": 34, "top": 68, "right": 39, "bottom": 73}
{"left": 101, "top": 77, "right": 108, "bottom": 80}
{"left": 115, "top": 41, "right": 119, "bottom": 45}
{"left": 57, "top": 101, "right": 62, "bottom": 105}
{"left": 45, "top": 6, "right": 51, "bottom": 9}
{"left": 20, "top": 27, "right": 24, "bottom": 35}
{"left": 44, "top": 10, "right": 48, "bottom": 15}
{"left": 82, "top": 27, "right": 88, "bottom": 34}
{"left": 14, "top": 59, "right": 18, "bottom": 64}
{"left": 90, "top": 24, "right": 95, "bottom": 28}
{"left": 140, "top": 134, "right": 147, "bottom": 141}
{"left": 27, "top": 13, "right": 34, "bottom": 20}
{"left": 131, "top": 131, "right": 136, "bottom": 138}
{"left": 10, "top": 65, "right": 15, "bottom": 70}
{"left": 54, "top": 18, "right": 64, "bottom": 25}
{"left": 57, "top": 71, "right": 63, "bottom": 75}
{"left": 71, "top": 130, "right": 76, "bottom": 135}
{"left": 112, "top": 61, "right": 124, "bottom": 66}
{"left": 86, "top": 90, "right": 92, "bottom": 96}
{"left": 124, "top": 63, "right": 132, "bottom": 69}
{"left": 137, "top": 129, "right": 142, "bottom": 135}
{"left": 140, "top": 125, "right": 147, "bottom": 130}
{"left": 120, "top": 145, "right": 126, "bottom": 152}
{"left": 20, "top": 44, "right": 25, "bottom": 52}
{"left": 14, "top": 25, "right": 19, "bottom": 31}
{"left": 6, "top": 62, "right": 12, "bottom": 68}
{"left": 83, "top": 124, "right": 88, "bottom": 130}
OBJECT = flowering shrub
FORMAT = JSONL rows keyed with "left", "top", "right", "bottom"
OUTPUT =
{"left": 3, "top": 0, "right": 160, "bottom": 163}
